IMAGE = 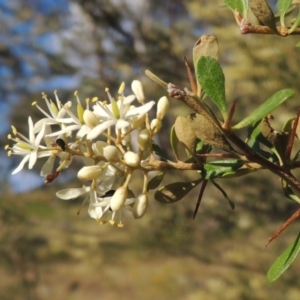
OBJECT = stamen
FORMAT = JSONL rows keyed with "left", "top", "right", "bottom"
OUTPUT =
{"left": 11, "top": 126, "right": 17, "bottom": 135}
{"left": 118, "top": 82, "right": 125, "bottom": 94}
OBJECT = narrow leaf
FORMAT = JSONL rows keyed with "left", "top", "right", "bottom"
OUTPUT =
{"left": 267, "top": 231, "right": 300, "bottom": 282}
{"left": 224, "top": 0, "right": 249, "bottom": 17}
{"left": 155, "top": 178, "right": 202, "bottom": 204}
{"left": 233, "top": 89, "right": 294, "bottom": 129}
{"left": 151, "top": 140, "right": 169, "bottom": 161}
{"left": 277, "top": 0, "right": 293, "bottom": 27}
{"left": 288, "top": 7, "right": 300, "bottom": 34}
{"left": 211, "top": 179, "right": 235, "bottom": 209}
{"left": 281, "top": 180, "right": 300, "bottom": 204}
{"left": 147, "top": 171, "right": 165, "bottom": 191}
{"left": 196, "top": 56, "right": 228, "bottom": 120}
{"left": 193, "top": 180, "right": 208, "bottom": 219}
{"left": 170, "top": 124, "right": 180, "bottom": 161}
{"left": 203, "top": 159, "right": 245, "bottom": 179}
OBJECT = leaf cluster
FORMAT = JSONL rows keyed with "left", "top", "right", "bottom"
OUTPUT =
{"left": 146, "top": 27, "right": 300, "bottom": 281}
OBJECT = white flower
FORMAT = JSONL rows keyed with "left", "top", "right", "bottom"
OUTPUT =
{"left": 33, "top": 92, "right": 71, "bottom": 134}
{"left": 88, "top": 190, "right": 135, "bottom": 227}
{"left": 46, "top": 102, "right": 84, "bottom": 137}
{"left": 56, "top": 163, "right": 126, "bottom": 202}
{"left": 87, "top": 85, "right": 155, "bottom": 140}
{"left": 8, "top": 117, "right": 53, "bottom": 175}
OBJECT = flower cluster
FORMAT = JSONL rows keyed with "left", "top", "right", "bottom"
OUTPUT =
{"left": 5, "top": 80, "right": 169, "bottom": 227}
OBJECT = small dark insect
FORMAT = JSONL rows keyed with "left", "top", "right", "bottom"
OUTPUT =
{"left": 102, "top": 190, "right": 116, "bottom": 211}
{"left": 45, "top": 170, "right": 60, "bottom": 184}
{"left": 56, "top": 138, "right": 66, "bottom": 151}
{"left": 102, "top": 190, "right": 116, "bottom": 198}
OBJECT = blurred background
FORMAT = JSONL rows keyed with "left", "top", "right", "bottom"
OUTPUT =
{"left": 1, "top": 0, "right": 300, "bottom": 299}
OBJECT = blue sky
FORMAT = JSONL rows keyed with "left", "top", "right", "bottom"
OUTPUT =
{"left": 0, "top": 0, "right": 96, "bottom": 192}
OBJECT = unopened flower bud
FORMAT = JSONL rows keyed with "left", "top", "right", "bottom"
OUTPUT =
{"left": 131, "top": 80, "right": 145, "bottom": 103}
{"left": 119, "top": 126, "right": 131, "bottom": 147}
{"left": 123, "top": 151, "right": 140, "bottom": 167}
{"left": 77, "top": 165, "right": 103, "bottom": 181}
{"left": 92, "top": 141, "right": 108, "bottom": 156}
{"left": 156, "top": 96, "right": 169, "bottom": 120}
{"left": 83, "top": 110, "right": 99, "bottom": 128}
{"left": 138, "top": 129, "right": 150, "bottom": 151}
{"left": 150, "top": 118, "right": 162, "bottom": 134}
{"left": 133, "top": 194, "right": 148, "bottom": 219}
{"left": 110, "top": 186, "right": 128, "bottom": 211}
{"left": 131, "top": 114, "right": 146, "bottom": 130}
{"left": 103, "top": 145, "right": 122, "bottom": 162}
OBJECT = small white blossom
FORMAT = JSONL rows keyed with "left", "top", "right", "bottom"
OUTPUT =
{"left": 8, "top": 117, "right": 52, "bottom": 175}
{"left": 87, "top": 85, "right": 155, "bottom": 140}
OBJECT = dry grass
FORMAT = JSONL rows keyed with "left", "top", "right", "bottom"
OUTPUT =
{"left": 1, "top": 177, "right": 300, "bottom": 300}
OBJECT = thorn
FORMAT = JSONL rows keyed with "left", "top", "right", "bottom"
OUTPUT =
{"left": 264, "top": 207, "right": 300, "bottom": 248}
{"left": 184, "top": 56, "right": 197, "bottom": 95}
{"left": 193, "top": 180, "right": 208, "bottom": 219}
{"left": 223, "top": 100, "right": 237, "bottom": 131}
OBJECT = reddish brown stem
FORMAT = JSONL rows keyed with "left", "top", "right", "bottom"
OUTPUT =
{"left": 285, "top": 108, "right": 300, "bottom": 163}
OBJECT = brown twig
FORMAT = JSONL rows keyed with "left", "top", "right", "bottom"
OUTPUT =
{"left": 234, "top": 11, "right": 295, "bottom": 37}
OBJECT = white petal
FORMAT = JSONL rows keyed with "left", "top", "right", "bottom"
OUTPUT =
{"left": 123, "top": 95, "right": 136, "bottom": 105}
{"left": 40, "top": 156, "right": 55, "bottom": 176}
{"left": 46, "top": 124, "right": 80, "bottom": 137}
{"left": 28, "top": 117, "right": 35, "bottom": 143}
{"left": 33, "top": 119, "right": 58, "bottom": 134}
{"left": 115, "top": 119, "right": 130, "bottom": 130}
{"left": 56, "top": 187, "right": 89, "bottom": 200}
{"left": 76, "top": 124, "right": 90, "bottom": 138}
{"left": 35, "top": 123, "right": 47, "bottom": 148}
{"left": 125, "top": 101, "right": 155, "bottom": 118}
{"left": 11, "top": 155, "right": 30, "bottom": 175}
{"left": 28, "top": 151, "right": 38, "bottom": 169}
{"left": 87, "top": 120, "right": 116, "bottom": 140}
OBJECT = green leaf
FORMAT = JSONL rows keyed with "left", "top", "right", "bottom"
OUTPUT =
{"left": 151, "top": 140, "right": 169, "bottom": 161}
{"left": 288, "top": 7, "right": 300, "bottom": 34}
{"left": 267, "top": 231, "right": 300, "bottom": 282}
{"left": 193, "top": 35, "right": 219, "bottom": 97}
{"left": 170, "top": 124, "right": 180, "bottom": 161}
{"left": 154, "top": 178, "right": 202, "bottom": 203}
{"left": 196, "top": 56, "right": 228, "bottom": 120}
{"left": 147, "top": 171, "right": 165, "bottom": 191}
{"left": 233, "top": 89, "right": 294, "bottom": 129}
{"left": 277, "top": 0, "right": 293, "bottom": 27}
{"left": 281, "top": 180, "right": 300, "bottom": 204}
{"left": 203, "top": 159, "right": 245, "bottom": 179}
{"left": 224, "top": 0, "right": 249, "bottom": 17}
